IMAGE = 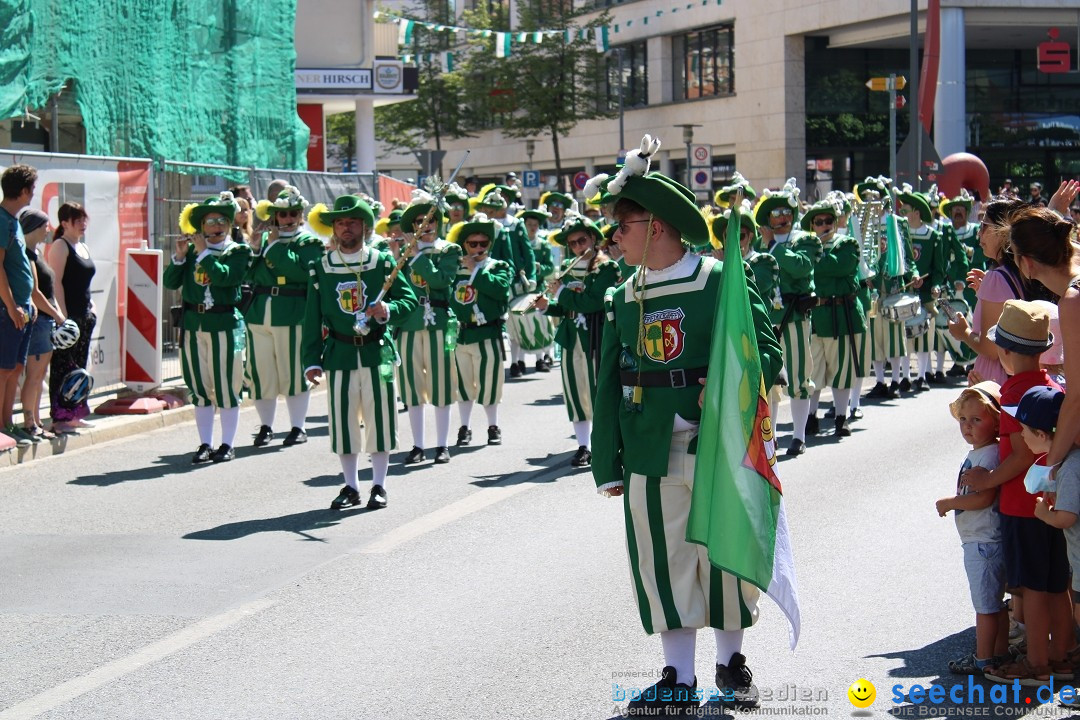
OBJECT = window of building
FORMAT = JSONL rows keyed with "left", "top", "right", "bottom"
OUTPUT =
{"left": 606, "top": 41, "right": 648, "bottom": 110}
{"left": 673, "top": 24, "right": 734, "bottom": 100}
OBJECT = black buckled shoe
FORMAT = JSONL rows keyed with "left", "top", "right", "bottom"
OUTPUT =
{"left": 543, "top": 354, "right": 554, "bottom": 368}
{"left": 535, "top": 359, "right": 550, "bottom": 373}
{"left": 716, "top": 653, "right": 760, "bottom": 709}
{"left": 625, "top": 666, "right": 700, "bottom": 717}
{"left": 786, "top": 438, "right": 805, "bottom": 456}
{"left": 367, "top": 485, "right": 388, "bottom": 510}
{"left": 887, "top": 381, "right": 901, "bottom": 399}
{"left": 913, "top": 378, "right": 929, "bottom": 393}
{"left": 823, "top": 406, "right": 836, "bottom": 419}
{"left": 518, "top": 360, "right": 528, "bottom": 375}
{"left": 404, "top": 446, "right": 425, "bottom": 464}
{"left": 434, "top": 446, "right": 450, "bottom": 464}
{"left": 947, "top": 364, "right": 968, "bottom": 377}
{"left": 283, "top": 427, "right": 308, "bottom": 446}
{"left": 487, "top": 425, "right": 502, "bottom": 445}
{"left": 331, "top": 485, "right": 361, "bottom": 510}
{"left": 192, "top": 443, "right": 213, "bottom": 464}
{"left": 835, "top": 416, "right": 851, "bottom": 437}
{"left": 456, "top": 426, "right": 472, "bottom": 447}
{"left": 253, "top": 425, "right": 273, "bottom": 447}
{"left": 211, "top": 444, "right": 235, "bottom": 463}
{"left": 509, "top": 362, "right": 523, "bottom": 378}
{"left": 805, "top": 414, "right": 820, "bottom": 435}
{"left": 933, "top": 370, "right": 947, "bottom": 384}
{"left": 866, "top": 382, "right": 889, "bottom": 399}
{"left": 899, "top": 377, "right": 912, "bottom": 393}
{"left": 849, "top": 407, "right": 864, "bottom": 421}
{"left": 571, "top": 446, "right": 592, "bottom": 467}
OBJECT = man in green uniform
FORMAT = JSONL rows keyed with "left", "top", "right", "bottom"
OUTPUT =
{"left": 713, "top": 171, "right": 758, "bottom": 209}
{"left": 165, "top": 194, "right": 252, "bottom": 463}
{"left": 828, "top": 190, "right": 871, "bottom": 421}
{"left": 303, "top": 196, "right": 417, "bottom": 510}
{"left": 245, "top": 186, "right": 324, "bottom": 448}
{"left": 939, "top": 190, "right": 979, "bottom": 376}
{"left": 540, "top": 191, "right": 573, "bottom": 231}
{"left": 588, "top": 138, "right": 782, "bottom": 715}
{"left": 514, "top": 207, "right": 556, "bottom": 372}
{"left": 895, "top": 184, "right": 945, "bottom": 392}
{"left": 755, "top": 179, "right": 821, "bottom": 455}
{"left": 446, "top": 214, "right": 513, "bottom": 447}
{"left": 393, "top": 193, "right": 462, "bottom": 464}
{"left": 489, "top": 185, "right": 537, "bottom": 378}
{"left": 474, "top": 189, "right": 519, "bottom": 280}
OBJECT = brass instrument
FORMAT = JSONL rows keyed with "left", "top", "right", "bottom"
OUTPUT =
{"left": 513, "top": 249, "right": 594, "bottom": 314}
{"left": 854, "top": 192, "right": 885, "bottom": 281}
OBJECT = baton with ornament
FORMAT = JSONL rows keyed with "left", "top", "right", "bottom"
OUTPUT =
{"left": 367, "top": 150, "right": 471, "bottom": 310}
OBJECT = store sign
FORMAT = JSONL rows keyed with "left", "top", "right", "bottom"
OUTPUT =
{"left": 295, "top": 68, "right": 373, "bottom": 91}
{"left": 373, "top": 60, "right": 404, "bottom": 94}
{"left": 1037, "top": 28, "right": 1073, "bottom": 74}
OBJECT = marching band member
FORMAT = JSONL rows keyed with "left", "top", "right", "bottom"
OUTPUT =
{"left": 490, "top": 185, "right": 537, "bottom": 378}
{"left": 372, "top": 209, "right": 405, "bottom": 258}
{"left": 396, "top": 191, "right": 463, "bottom": 465}
{"left": 831, "top": 191, "right": 870, "bottom": 420}
{"left": 713, "top": 171, "right": 758, "bottom": 209}
{"left": 755, "top": 179, "right": 821, "bottom": 456}
{"left": 303, "top": 195, "right": 417, "bottom": 510}
{"left": 895, "top": 184, "right": 946, "bottom": 392}
{"left": 447, "top": 214, "right": 513, "bottom": 448}
{"left": 518, "top": 207, "right": 556, "bottom": 372}
{"left": 533, "top": 211, "right": 620, "bottom": 467}
{"left": 165, "top": 193, "right": 252, "bottom": 463}
{"left": 940, "top": 190, "right": 980, "bottom": 376}
{"left": 244, "top": 186, "right": 325, "bottom": 448}
{"left": 540, "top": 191, "right": 573, "bottom": 231}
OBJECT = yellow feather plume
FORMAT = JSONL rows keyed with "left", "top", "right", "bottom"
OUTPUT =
{"left": 703, "top": 207, "right": 724, "bottom": 250}
{"left": 178, "top": 203, "right": 199, "bottom": 235}
{"left": 446, "top": 220, "right": 467, "bottom": 246}
{"left": 307, "top": 204, "right": 334, "bottom": 237}
{"left": 539, "top": 191, "right": 551, "bottom": 207}
{"left": 255, "top": 199, "right": 274, "bottom": 222}
{"left": 713, "top": 189, "right": 731, "bottom": 208}
{"left": 374, "top": 217, "right": 390, "bottom": 236}
{"left": 477, "top": 183, "right": 497, "bottom": 202}
{"left": 468, "top": 196, "right": 482, "bottom": 215}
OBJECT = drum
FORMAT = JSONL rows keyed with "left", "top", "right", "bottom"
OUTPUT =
{"left": 507, "top": 293, "right": 555, "bottom": 351}
{"left": 904, "top": 308, "right": 930, "bottom": 339}
{"left": 880, "top": 293, "right": 921, "bottom": 321}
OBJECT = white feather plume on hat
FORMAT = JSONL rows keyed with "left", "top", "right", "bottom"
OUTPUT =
{"left": 583, "top": 133, "right": 662, "bottom": 200}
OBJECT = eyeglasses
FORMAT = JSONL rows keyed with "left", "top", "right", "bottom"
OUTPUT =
{"left": 770, "top": 208, "right": 793, "bottom": 218}
{"left": 203, "top": 217, "right": 229, "bottom": 227}
{"left": 276, "top": 210, "right": 301, "bottom": 218}
{"left": 812, "top": 217, "right": 834, "bottom": 227}
{"left": 568, "top": 237, "right": 592, "bottom": 247}
{"left": 466, "top": 240, "right": 490, "bottom": 249}
{"left": 615, "top": 219, "right": 651, "bottom": 233}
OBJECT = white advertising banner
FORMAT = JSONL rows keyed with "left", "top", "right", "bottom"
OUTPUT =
{"left": 0, "top": 151, "right": 153, "bottom": 390}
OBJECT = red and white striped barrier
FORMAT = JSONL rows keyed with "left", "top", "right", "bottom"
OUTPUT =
{"left": 123, "top": 247, "right": 163, "bottom": 392}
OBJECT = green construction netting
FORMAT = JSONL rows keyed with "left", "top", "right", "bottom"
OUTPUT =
{"left": 3, "top": 0, "right": 308, "bottom": 170}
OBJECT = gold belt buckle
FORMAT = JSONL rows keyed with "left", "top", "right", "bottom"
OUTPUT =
{"left": 196, "top": 303, "right": 207, "bottom": 313}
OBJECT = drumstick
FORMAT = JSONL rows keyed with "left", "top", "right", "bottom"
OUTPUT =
{"left": 902, "top": 273, "right": 930, "bottom": 289}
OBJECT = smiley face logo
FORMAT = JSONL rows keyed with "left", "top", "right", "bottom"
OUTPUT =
{"left": 847, "top": 679, "right": 875, "bottom": 709}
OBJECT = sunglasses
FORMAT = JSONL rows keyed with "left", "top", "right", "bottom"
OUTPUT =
{"left": 616, "top": 219, "right": 650, "bottom": 234}
{"left": 770, "top": 208, "right": 793, "bottom": 218}
{"left": 568, "top": 237, "right": 593, "bottom": 247}
{"left": 276, "top": 210, "right": 301, "bottom": 218}
{"left": 203, "top": 217, "right": 229, "bottom": 227}
{"left": 466, "top": 240, "right": 490, "bottom": 249}
{"left": 812, "top": 217, "right": 834, "bottom": 227}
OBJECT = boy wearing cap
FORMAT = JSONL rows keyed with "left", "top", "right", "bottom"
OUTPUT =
{"left": 1029, "top": 386, "right": 1080, "bottom": 661}
{"left": 962, "top": 300, "right": 1072, "bottom": 685}
{"left": 937, "top": 381, "right": 1009, "bottom": 676}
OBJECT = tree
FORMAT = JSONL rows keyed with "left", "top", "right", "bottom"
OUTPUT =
{"left": 459, "top": 0, "right": 614, "bottom": 182}
{"left": 645, "top": 323, "right": 663, "bottom": 358}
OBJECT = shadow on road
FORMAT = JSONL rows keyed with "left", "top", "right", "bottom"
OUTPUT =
{"left": 183, "top": 507, "right": 373, "bottom": 541}
{"left": 469, "top": 451, "right": 577, "bottom": 487}
{"left": 70, "top": 452, "right": 215, "bottom": 486}
{"left": 527, "top": 394, "right": 565, "bottom": 407}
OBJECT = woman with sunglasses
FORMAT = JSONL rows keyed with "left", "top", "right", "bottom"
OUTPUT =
{"left": 243, "top": 186, "right": 324, "bottom": 449}
{"left": 534, "top": 212, "right": 620, "bottom": 467}
{"left": 447, "top": 214, "right": 513, "bottom": 448}
{"left": 165, "top": 193, "right": 252, "bottom": 463}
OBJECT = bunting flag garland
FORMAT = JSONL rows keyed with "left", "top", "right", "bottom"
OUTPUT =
{"left": 495, "top": 32, "right": 511, "bottom": 59}
{"left": 594, "top": 26, "right": 609, "bottom": 52}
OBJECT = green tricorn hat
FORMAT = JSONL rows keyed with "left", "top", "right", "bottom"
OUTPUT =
{"left": 476, "top": 189, "right": 507, "bottom": 210}
{"left": 600, "top": 222, "right": 617, "bottom": 245}
{"left": 854, "top": 175, "right": 891, "bottom": 201}
{"left": 940, "top": 189, "right": 974, "bottom": 218}
{"left": 386, "top": 209, "right": 404, "bottom": 227}
{"left": 401, "top": 189, "right": 445, "bottom": 231}
{"left": 540, "top": 191, "right": 573, "bottom": 209}
{"left": 496, "top": 184, "right": 521, "bottom": 203}
{"left": 582, "top": 134, "right": 708, "bottom": 248}
{"left": 447, "top": 213, "right": 497, "bottom": 245}
{"left": 713, "top": 171, "right": 757, "bottom": 207}
{"left": 752, "top": 178, "right": 802, "bottom": 228}
{"left": 798, "top": 199, "right": 839, "bottom": 232}
{"left": 709, "top": 200, "right": 758, "bottom": 250}
{"left": 551, "top": 211, "right": 604, "bottom": 247}
{"left": 181, "top": 192, "right": 238, "bottom": 233}
{"left": 443, "top": 183, "right": 471, "bottom": 210}
{"left": 312, "top": 195, "right": 375, "bottom": 228}
{"left": 517, "top": 207, "right": 551, "bottom": 223}
{"left": 894, "top": 184, "right": 933, "bottom": 223}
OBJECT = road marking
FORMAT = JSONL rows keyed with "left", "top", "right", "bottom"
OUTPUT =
{"left": 0, "top": 597, "right": 275, "bottom": 720}
{"left": 358, "top": 463, "right": 570, "bottom": 554}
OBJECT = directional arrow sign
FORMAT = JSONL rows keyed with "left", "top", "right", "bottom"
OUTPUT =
{"left": 865, "top": 76, "right": 907, "bottom": 92}
{"left": 895, "top": 94, "right": 907, "bottom": 109}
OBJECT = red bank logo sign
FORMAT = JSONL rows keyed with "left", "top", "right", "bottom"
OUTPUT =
{"left": 1038, "top": 28, "right": 1074, "bottom": 74}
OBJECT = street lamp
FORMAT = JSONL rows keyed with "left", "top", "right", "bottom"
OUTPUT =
{"left": 525, "top": 138, "right": 536, "bottom": 170}
{"left": 677, "top": 124, "right": 702, "bottom": 190}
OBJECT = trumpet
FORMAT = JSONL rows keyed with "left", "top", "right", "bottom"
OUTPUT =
{"left": 514, "top": 249, "right": 594, "bottom": 314}
{"left": 855, "top": 192, "right": 885, "bottom": 280}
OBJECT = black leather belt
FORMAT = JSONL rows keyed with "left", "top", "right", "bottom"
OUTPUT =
{"left": 419, "top": 297, "right": 450, "bottom": 309}
{"left": 183, "top": 301, "right": 237, "bottom": 314}
{"left": 253, "top": 286, "right": 306, "bottom": 297}
{"left": 328, "top": 326, "right": 386, "bottom": 346}
{"left": 817, "top": 295, "right": 855, "bottom": 306}
{"left": 620, "top": 366, "right": 708, "bottom": 389}
{"left": 462, "top": 320, "right": 501, "bottom": 330}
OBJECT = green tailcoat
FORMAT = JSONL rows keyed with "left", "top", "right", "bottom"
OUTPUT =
{"left": 396, "top": 239, "right": 463, "bottom": 332}
{"left": 244, "top": 231, "right": 325, "bottom": 326}
{"left": 164, "top": 240, "right": 252, "bottom": 331}
{"left": 503, "top": 217, "right": 536, "bottom": 295}
{"left": 532, "top": 236, "right": 556, "bottom": 281}
{"left": 449, "top": 259, "right": 513, "bottom": 343}
{"left": 768, "top": 231, "right": 821, "bottom": 323}
{"left": 591, "top": 255, "right": 782, "bottom": 488}
{"left": 301, "top": 246, "right": 417, "bottom": 370}
{"left": 908, "top": 223, "right": 946, "bottom": 303}
{"left": 546, "top": 257, "right": 620, "bottom": 351}
{"left": 810, "top": 234, "right": 867, "bottom": 337}
{"left": 938, "top": 222, "right": 971, "bottom": 291}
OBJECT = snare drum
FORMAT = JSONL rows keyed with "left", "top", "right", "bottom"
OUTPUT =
{"left": 507, "top": 293, "right": 555, "bottom": 351}
{"left": 880, "top": 293, "right": 921, "bottom": 321}
{"left": 904, "top": 309, "right": 930, "bottom": 339}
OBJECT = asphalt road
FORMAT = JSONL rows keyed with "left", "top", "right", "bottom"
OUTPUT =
{"left": 0, "top": 368, "right": 1055, "bottom": 719}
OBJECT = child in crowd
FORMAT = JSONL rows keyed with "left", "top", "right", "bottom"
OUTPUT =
{"left": 962, "top": 300, "right": 1072, "bottom": 685}
{"left": 1024, "top": 386, "right": 1080, "bottom": 674}
{"left": 938, "top": 381, "right": 1009, "bottom": 675}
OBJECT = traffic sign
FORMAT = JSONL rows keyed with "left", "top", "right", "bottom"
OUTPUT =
{"left": 616, "top": 149, "right": 627, "bottom": 165}
{"left": 573, "top": 171, "right": 590, "bottom": 191}
{"left": 691, "top": 144, "right": 712, "bottom": 168}
{"left": 690, "top": 168, "right": 712, "bottom": 192}
{"left": 522, "top": 170, "right": 540, "bottom": 188}
{"left": 865, "top": 75, "right": 906, "bottom": 92}
{"left": 895, "top": 95, "right": 907, "bottom": 109}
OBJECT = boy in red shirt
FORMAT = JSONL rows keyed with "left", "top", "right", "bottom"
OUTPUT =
{"left": 963, "top": 300, "right": 1072, "bottom": 685}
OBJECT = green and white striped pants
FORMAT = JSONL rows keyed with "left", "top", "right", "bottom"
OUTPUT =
{"left": 398, "top": 328, "right": 456, "bottom": 407}
{"left": 327, "top": 367, "right": 398, "bottom": 455}
{"left": 913, "top": 304, "right": 944, "bottom": 353}
{"left": 561, "top": 338, "right": 595, "bottom": 422}
{"left": 780, "top": 317, "right": 815, "bottom": 399}
{"left": 245, "top": 322, "right": 307, "bottom": 400}
{"left": 182, "top": 328, "right": 244, "bottom": 409}
{"left": 623, "top": 431, "right": 761, "bottom": 634}
{"left": 870, "top": 316, "right": 907, "bottom": 361}
{"left": 810, "top": 335, "right": 860, "bottom": 390}
{"left": 455, "top": 337, "right": 504, "bottom": 405}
